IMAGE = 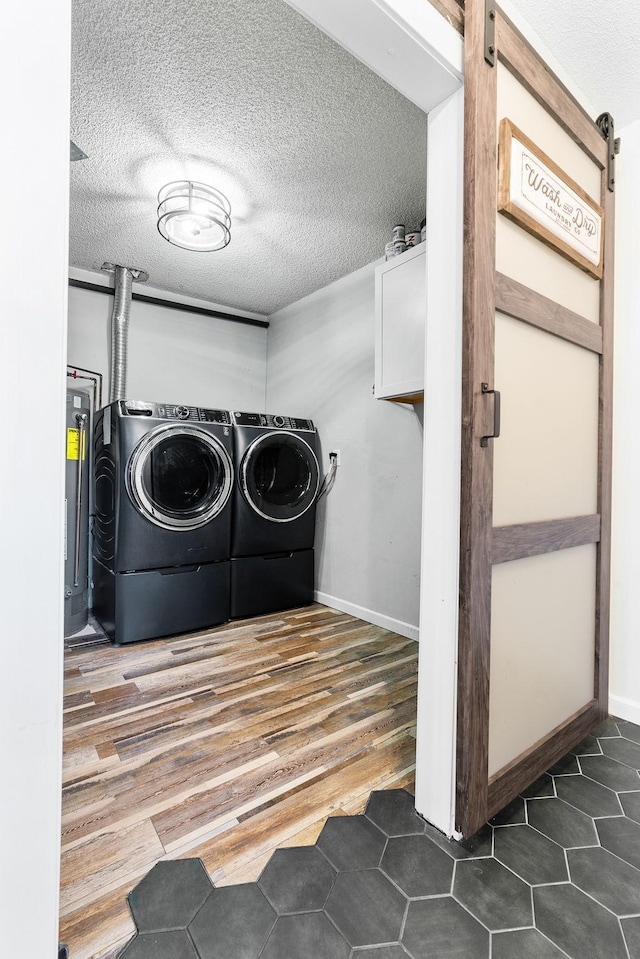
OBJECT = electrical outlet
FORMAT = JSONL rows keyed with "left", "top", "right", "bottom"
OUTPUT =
{"left": 330, "top": 449, "right": 341, "bottom": 466}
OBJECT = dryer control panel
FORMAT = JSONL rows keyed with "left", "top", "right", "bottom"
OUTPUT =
{"left": 122, "top": 400, "right": 231, "bottom": 424}
{"left": 233, "top": 411, "right": 314, "bottom": 431}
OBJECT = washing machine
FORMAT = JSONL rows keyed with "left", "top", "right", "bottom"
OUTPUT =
{"left": 92, "top": 398, "right": 234, "bottom": 644}
{"left": 230, "top": 411, "right": 320, "bottom": 618}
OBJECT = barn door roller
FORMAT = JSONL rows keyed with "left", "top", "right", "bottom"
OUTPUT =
{"left": 485, "top": 0, "right": 496, "bottom": 66}
{"left": 596, "top": 112, "right": 621, "bottom": 192}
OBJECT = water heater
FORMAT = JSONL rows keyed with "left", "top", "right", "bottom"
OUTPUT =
{"left": 64, "top": 388, "right": 91, "bottom": 636}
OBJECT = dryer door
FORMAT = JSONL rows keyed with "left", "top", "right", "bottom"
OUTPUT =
{"left": 127, "top": 424, "right": 233, "bottom": 530}
{"left": 241, "top": 431, "right": 320, "bottom": 522}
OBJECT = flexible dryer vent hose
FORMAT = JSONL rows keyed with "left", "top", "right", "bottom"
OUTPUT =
{"left": 102, "top": 261, "right": 148, "bottom": 405}
{"left": 109, "top": 265, "right": 133, "bottom": 403}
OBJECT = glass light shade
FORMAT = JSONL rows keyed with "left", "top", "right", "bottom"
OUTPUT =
{"left": 157, "top": 181, "right": 231, "bottom": 252}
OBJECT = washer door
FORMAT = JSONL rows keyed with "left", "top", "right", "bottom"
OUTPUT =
{"left": 127, "top": 424, "right": 233, "bottom": 530}
{"left": 241, "top": 431, "right": 320, "bottom": 522}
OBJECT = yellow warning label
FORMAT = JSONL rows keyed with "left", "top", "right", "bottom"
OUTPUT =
{"left": 66, "top": 428, "right": 86, "bottom": 461}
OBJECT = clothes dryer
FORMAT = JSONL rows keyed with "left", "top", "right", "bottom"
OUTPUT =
{"left": 230, "top": 411, "right": 320, "bottom": 618}
{"left": 92, "top": 399, "right": 234, "bottom": 643}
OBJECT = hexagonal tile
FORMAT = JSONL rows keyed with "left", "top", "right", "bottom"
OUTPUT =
{"left": 492, "top": 928, "right": 567, "bottom": 959}
{"left": 316, "top": 815, "right": 386, "bottom": 871}
{"left": 324, "top": 869, "right": 406, "bottom": 947}
{"left": 260, "top": 913, "right": 350, "bottom": 959}
{"left": 493, "top": 824, "right": 568, "bottom": 885}
{"left": 453, "top": 858, "right": 531, "bottom": 931}
{"left": 579, "top": 754, "right": 640, "bottom": 791}
{"left": 380, "top": 834, "right": 454, "bottom": 898}
{"left": 258, "top": 846, "right": 335, "bottom": 914}
{"left": 622, "top": 917, "right": 640, "bottom": 959}
{"left": 490, "top": 796, "right": 526, "bottom": 826}
{"left": 618, "top": 721, "right": 640, "bottom": 745}
{"left": 571, "top": 734, "right": 602, "bottom": 756}
{"left": 118, "top": 930, "right": 198, "bottom": 959}
{"left": 620, "top": 791, "right": 640, "bottom": 823}
{"left": 188, "top": 883, "right": 276, "bottom": 959}
{"left": 568, "top": 846, "right": 640, "bottom": 915}
{"left": 547, "top": 753, "right": 580, "bottom": 776}
{"left": 354, "top": 947, "right": 408, "bottom": 959}
{"left": 402, "top": 897, "right": 489, "bottom": 959}
{"left": 601, "top": 737, "right": 640, "bottom": 769}
{"left": 596, "top": 816, "right": 640, "bottom": 870}
{"left": 520, "top": 773, "right": 555, "bottom": 799}
{"left": 127, "top": 859, "right": 213, "bottom": 932}
{"left": 555, "top": 772, "right": 622, "bottom": 818}
{"left": 423, "top": 821, "right": 493, "bottom": 860}
{"left": 365, "top": 789, "right": 426, "bottom": 837}
{"left": 534, "top": 883, "right": 628, "bottom": 959}
{"left": 592, "top": 717, "right": 622, "bottom": 738}
{"left": 526, "top": 797, "right": 597, "bottom": 848}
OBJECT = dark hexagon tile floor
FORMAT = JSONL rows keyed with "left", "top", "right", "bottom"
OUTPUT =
{"left": 127, "top": 860, "right": 213, "bottom": 932}
{"left": 119, "top": 716, "right": 640, "bottom": 959}
{"left": 258, "top": 846, "right": 336, "bottom": 914}
{"left": 534, "top": 883, "right": 629, "bottom": 959}
{"left": 493, "top": 823, "right": 568, "bottom": 885}
{"left": 622, "top": 917, "right": 640, "bottom": 959}
{"left": 491, "top": 927, "right": 567, "bottom": 959}
{"left": 380, "top": 834, "right": 454, "bottom": 897}
{"left": 261, "top": 913, "right": 350, "bottom": 959}
{"left": 325, "top": 869, "right": 406, "bottom": 947}
{"left": 621, "top": 790, "right": 640, "bottom": 823}
{"left": 316, "top": 814, "right": 386, "bottom": 872}
{"left": 453, "top": 857, "right": 532, "bottom": 931}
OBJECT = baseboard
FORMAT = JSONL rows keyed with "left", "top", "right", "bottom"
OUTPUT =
{"left": 314, "top": 590, "right": 419, "bottom": 642}
{"left": 609, "top": 694, "right": 640, "bottom": 727}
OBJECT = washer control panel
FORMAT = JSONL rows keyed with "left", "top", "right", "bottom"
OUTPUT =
{"left": 233, "top": 411, "right": 314, "bottom": 431}
{"left": 197, "top": 408, "right": 232, "bottom": 425}
{"left": 123, "top": 400, "right": 231, "bottom": 424}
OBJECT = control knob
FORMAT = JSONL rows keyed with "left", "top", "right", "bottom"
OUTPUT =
{"left": 273, "top": 415, "right": 285, "bottom": 427}
{"left": 175, "top": 405, "right": 190, "bottom": 420}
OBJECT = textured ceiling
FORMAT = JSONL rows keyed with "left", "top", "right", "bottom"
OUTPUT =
{"left": 507, "top": 0, "right": 640, "bottom": 128}
{"left": 70, "top": 0, "right": 427, "bottom": 316}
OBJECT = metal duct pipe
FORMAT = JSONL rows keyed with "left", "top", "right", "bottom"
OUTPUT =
{"left": 101, "top": 262, "right": 149, "bottom": 404}
{"left": 110, "top": 265, "right": 132, "bottom": 403}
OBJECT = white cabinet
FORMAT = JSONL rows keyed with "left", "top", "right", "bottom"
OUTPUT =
{"left": 374, "top": 243, "right": 426, "bottom": 402}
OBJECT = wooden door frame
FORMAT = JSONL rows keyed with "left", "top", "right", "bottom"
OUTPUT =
{"left": 456, "top": 0, "right": 614, "bottom": 837}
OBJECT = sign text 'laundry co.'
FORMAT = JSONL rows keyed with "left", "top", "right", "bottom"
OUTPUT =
{"left": 498, "top": 118, "right": 604, "bottom": 279}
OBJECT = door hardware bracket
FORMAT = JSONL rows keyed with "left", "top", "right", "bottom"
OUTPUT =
{"left": 485, "top": 1, "right": 496, "bottom": 66}
{"left": 596, "top": 112, "right": 620, "bottom": 192}
{"left": 480, "top": 382, "right": 501, "bottom": 447}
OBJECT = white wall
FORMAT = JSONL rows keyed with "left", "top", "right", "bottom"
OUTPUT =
{"left": 1, "top": 0, "right": 71, "bottom": 955}
{"left": 68, "top": 269, "right": 268, "bottom": 411}
{"left": 266, "top": 260, "right": 424, "bottom": 639}
{"left": 610, "top": 117, "right": 640, "bottom": 723}
{"left": 414, "top": 88, "right": 464, "bottom": 836}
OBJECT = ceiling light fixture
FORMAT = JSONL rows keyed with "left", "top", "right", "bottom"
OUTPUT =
{"left": 157, "top": 180, "right": 231, "bottom": 252}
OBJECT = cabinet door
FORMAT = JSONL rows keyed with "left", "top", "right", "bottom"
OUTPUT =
{"left": 375, "top": 244, "right": 426, "bottom": 399}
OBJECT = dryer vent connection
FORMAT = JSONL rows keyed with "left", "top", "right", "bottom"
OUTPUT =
{"left": 101, "top": 262, "right": 149, "bottom": 405}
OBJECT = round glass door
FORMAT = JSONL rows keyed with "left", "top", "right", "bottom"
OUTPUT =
{"left": 241, "top": 431, "right": 320, "bottom": 522}
{"left": 127, "top": 424, "right": 233, "bottom": 530}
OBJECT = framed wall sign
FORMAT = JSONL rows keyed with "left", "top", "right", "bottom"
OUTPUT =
{"left": 498, "top": 118, "right": 604, "bottom": 279}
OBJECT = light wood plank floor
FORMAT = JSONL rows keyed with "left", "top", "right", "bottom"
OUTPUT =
{"left": 59, "top": 604, "right": 418, "bottom": 959}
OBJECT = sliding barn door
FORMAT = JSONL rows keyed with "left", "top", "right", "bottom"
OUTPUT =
{"left": 456, "top": 0, "right": 615, "bottom": 837}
